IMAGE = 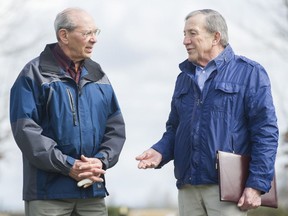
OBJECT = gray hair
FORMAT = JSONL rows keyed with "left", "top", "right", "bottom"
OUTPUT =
{"left": 185, "top": 9, "right": 229, "bottom": 47}
{"left": 54, "top": 8, "right": 82, "bottom": 41}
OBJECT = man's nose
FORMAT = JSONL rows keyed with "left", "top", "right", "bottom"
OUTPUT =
{"left": 89, "top": 36, "right": 97, "bottom": 43}
{"left": 183, "top": 36, "right": 191, "bottom": 45}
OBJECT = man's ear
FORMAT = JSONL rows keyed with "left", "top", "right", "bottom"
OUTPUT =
{"left": 58, "top": 29, "right": 69, "bottom": 44}
{"left": 212, "top": 32, "right": 221, "bottom": 45}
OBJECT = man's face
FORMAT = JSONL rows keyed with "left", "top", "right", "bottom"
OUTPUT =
{"left": 183, "top": 14, "right": 215, "bottom": 67}
{"left": 66, "top": 12, "right": 99, "bottom": 62}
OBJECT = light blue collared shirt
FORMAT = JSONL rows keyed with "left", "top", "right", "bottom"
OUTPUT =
{"left": 195, "top": 50, "right": 226, "bottom": 91}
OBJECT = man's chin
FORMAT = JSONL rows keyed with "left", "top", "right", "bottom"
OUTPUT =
{"left": 84, "top": 53, "right": 93, "bottom": 59}
{"left": 188, "top": 57, "right": 196, "bottom": 63}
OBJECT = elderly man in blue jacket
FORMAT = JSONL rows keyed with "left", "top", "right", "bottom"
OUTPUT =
{"left": 10, "top": 8, "right": 125, "bottom": 216}
{"left": 136, "top": 9, "right": 278, "bottom": 216}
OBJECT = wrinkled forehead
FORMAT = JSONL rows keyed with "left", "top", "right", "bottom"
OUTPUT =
{"left": 70, "top": 10, "right": 97, "bottom": 29}
{"left": 184, "top": 14, "right": 207, "bottom": 32}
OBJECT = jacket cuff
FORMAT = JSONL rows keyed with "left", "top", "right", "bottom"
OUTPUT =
{"left": 66, "top": 156, "right": 75, "bottom": 166}
{"left": 246, "top": 174, "right": 271, "bottom": 193}
{"left": 95, "top": 152, "right": 108, "bottom": 170}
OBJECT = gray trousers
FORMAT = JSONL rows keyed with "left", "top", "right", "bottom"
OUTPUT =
{"left": 25, "top": 198, "right": 107, "bottom": 216}
{"left": 178, "top": 185, "right": 248, "bottom": 216}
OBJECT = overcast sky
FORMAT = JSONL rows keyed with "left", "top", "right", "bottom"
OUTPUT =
{"left": 1, "top": 0, "right": 288, "bottom": 212}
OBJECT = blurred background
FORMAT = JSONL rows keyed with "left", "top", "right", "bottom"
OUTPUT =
{"left": 0, "top": 0, "right": 288, "bottom": 215}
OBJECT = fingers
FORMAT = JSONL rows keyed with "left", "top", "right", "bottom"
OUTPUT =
{"left": 71, "top": 155, "right": 106, "bottom": 188}
{"left": 78, "top": 163, "right": 102, "bottom": 170}
{"left": 78, "top": 167, "right": 105, "bottom": 178}
{"left": 75, "top": 155, "right": 104, "bottom": 175}
{"left": 78, "top": 155, "right": 102, "bottom": 169}
{"left": 137, "top": 159, "right": 158, "bottom": 169}
{"left": 136, "top": 149, "right": 162, "bottom": 169}
{"left": 237, "top": 188, "right": 261, "bottom": 211}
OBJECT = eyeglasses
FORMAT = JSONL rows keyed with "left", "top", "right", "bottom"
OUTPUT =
{"left": 74, "top": 29, "right": 101, "bottom": 39}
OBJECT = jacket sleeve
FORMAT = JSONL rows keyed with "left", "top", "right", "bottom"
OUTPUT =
{"left": 151, "top": 78, "right": 181, "bottom": 167}
{"left": 151, "top": 102, "right": 178, "bottom": 167}
{"left": 245, "top": 63, "right": 278, "bottom": 193}
{"left": 10, "top": 64, "right": 72, "bottom": 175}
{"left": 95, "top": 90, "right": 126, "bottom": 169}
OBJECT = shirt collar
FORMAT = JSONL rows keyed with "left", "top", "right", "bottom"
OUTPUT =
{"left": 179, "top": 44, "right": 234, "bottom": 74}
{"left": 195, "top": 60, "right": 216, "bottom": 76}
{"left": 52, "top": 43, "right": 75, "bottom": 70}
{"left": 52, "top": 43, "right": 85, "bottom": 71}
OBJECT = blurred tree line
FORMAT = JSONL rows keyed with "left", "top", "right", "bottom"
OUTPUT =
{"left": 0, "top": 0, "right": 34, "bottom": 160}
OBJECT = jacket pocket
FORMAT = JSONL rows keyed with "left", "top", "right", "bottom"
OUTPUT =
{"left": 210, "top": 82, "right": 241, "bottom": 112}
{"left": 215, "top": 82, "right": 241, "bottom": 94}
{"left": 66, "top": 88, "right": 77, "bottom": 126}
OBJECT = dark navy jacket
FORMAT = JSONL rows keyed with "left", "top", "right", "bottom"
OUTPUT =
{"left": 10, "top": 43, "right": 126, "bottom": 201}
{"left": 152, "top": 45, "right": 278, "bottom": 193}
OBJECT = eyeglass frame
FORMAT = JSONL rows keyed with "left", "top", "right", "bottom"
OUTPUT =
{"left": 64, "top": 28, "right": 101, "bottom": 39}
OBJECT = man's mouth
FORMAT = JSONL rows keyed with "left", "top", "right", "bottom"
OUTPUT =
{"left": 186, "top": 48, "right": 192, "bottom": 53}
{"left": 186, "top": 47, "right": 195, "bottom": 53}
{"left": 85, "top": 47, "right": 93, "bottom": 53}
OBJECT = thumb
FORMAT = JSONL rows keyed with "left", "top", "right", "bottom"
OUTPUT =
{"left": 81, "top": 155, "right": 89, "bottom": 162}
{"left": 135, "top": 154, "right": 144, "bottom": 160}
{"left": 237, "top": 195, "right": 244, "bottom": 207}
{"left": 136, "top": 151, "right": 149, "bottom": 160}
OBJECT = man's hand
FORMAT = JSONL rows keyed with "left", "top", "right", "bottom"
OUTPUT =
{"left": 69, "top": 155, "right": 106, "bottom": 188}
{"left": 69, "top": 159, "right": 84, "bottom": 182}
{"left": 237, "top": 187, "right": 261, "bottom": 211}
{"left": 77, "top": 155, "right": 105, "bottom": 181}
{"left": 135, "top": 148, "right": 162, "bottom": 169}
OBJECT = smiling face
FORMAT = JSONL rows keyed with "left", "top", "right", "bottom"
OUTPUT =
{"left": 58, "top": 9, "right": 99, "bottom": 65}
{"left": 183, "top": 14, "right": 218, "bottom": 67}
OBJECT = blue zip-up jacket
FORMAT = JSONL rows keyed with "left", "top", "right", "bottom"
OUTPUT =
{"left": 152, "top": 45, "right": 278, "bottom": 193}
{"left": 10, "top": 43, "right": 126, "bottom": 201}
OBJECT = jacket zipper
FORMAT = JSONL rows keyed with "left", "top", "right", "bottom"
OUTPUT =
{"left": 45, "top": 87, "right": 54, "bottom": 120}
{"left": 191, "top": 82, "right": 202, "bottom": 121}
{"left": 66, "top": 88, "right": 77, "bottom": 126}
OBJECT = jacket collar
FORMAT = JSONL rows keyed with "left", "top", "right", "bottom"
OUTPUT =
{"left": 39, "top": 43, "right": 104, "bottom": 82}
{"left": 179, "top": 44, "right": 234, "bottom": 74}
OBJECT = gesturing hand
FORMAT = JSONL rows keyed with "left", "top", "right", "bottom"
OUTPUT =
{"left": 135, "top": 148, "right": 162, "bottom": 169}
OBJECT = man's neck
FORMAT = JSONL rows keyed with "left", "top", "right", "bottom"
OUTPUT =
{"left": 58, "top": 43, "right": 82, "bottom": 72}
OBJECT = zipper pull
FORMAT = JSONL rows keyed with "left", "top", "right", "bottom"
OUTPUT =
{"left": 66, "top": 88, "right": 77, "bottom": 126}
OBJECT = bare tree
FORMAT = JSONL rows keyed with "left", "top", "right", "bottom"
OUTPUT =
{"left": 285, "top": 0, "right": 288, "bottom": 15}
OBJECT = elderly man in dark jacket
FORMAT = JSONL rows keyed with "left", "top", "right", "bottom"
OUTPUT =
{"left": 10, "top": 7, "right": 125, "bottom": 216}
